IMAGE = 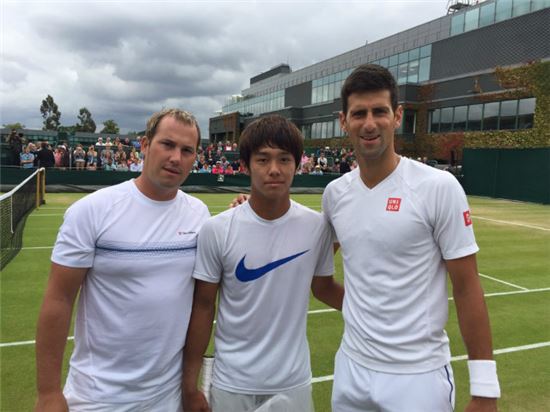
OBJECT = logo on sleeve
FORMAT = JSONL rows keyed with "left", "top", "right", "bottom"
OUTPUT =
{"left": 386, "top": 197, "right": 401, "bottom": 212}
{"left": 463, "top": 210, "right": 472, "bottom": 226}
{"left": 235, "top": 250, "right": 308, "bottom": 282}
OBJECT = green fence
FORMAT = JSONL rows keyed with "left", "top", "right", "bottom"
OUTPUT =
{"left": 462, "top": 148, "right": 550, "bottom": 204}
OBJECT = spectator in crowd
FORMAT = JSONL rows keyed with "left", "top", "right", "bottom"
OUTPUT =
{"left": 73, "top": 145, "right": 86, "bottom": 170}
{"left": 54, "top": 147, "right": 64, "bottom": 169}
{"left": 224, "top": 164, "right": 235, "bottom": 175}
{"left": 7, "top": 129, "right": 23, "bottom": 166}
{"left": 301, "top": 158, "right": 314, "bottom": 174}
{"left": 115, "top": 157, "right": 128, "bottom": 172}
{"left": 86, "top": 146, "right": 98, "bottom": 170}
{"left": 35, "top": 142, "right": 56, "bottom": 168}
{"left": 101, "top": 143, "right": 114, "bottom": 166}
{"left": 310, "top": 164, "right": 324, "bottom": 175}
{"left": 231, "top": 142, "right": 238, "bottom": 151}
{"left": 102, "top": 150, "right": 115, "bottom": 170}
{"left": 339, "top": 157, "right": 351, "bottom": 174}
{"left": 129, "top": 155, "right": 143, "bottom": 172}
{"left": 211, "top": 161, "right": 224, "bottom": 175}
{"left": 105, "top": 137, "right": 112, "bottom": 146}
{"left": 317, "top": 151, "right": 329, "bottom": 172}
{"left": 123, "top": 137, "right": 132, "bottom": 147}
{"left": 20, "top": 144, "right": 35, "bottom": 169}
{"left": 230, "top": 158, "right": 240, "bottom": 173}
{"left": 95, "top": 137, "right": 104, "bottom": 146}
{"left": 219, "top": 156, "right": 230, "bottom": 171}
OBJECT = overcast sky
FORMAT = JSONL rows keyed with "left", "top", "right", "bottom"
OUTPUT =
{"left": 2, "top": 0, "right": 451, "bottom": 135}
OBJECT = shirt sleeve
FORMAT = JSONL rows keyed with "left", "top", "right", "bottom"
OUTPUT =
{"left": 314, "top": 215, "right": 335, "bottom": 277}
{"left": 192, "top": 219, "right": 223, "bottom": 283}
{"left": 51, "top": 198, "right": 97, "bottom": 268}
{"left": 431, "top": 174, "right": 479, "bottom": 260}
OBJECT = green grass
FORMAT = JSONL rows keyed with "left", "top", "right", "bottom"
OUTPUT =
{"left": 1, "top": 194, "right": 549, "bottom": 411}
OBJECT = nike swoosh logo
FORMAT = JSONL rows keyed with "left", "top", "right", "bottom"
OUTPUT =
{"left": 235, "top": 250, "right": 309, "bottom": 282}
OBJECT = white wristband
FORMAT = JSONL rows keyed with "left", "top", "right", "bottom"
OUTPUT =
{"left": 467, "top": 360, "right": 501, "bottom": 398}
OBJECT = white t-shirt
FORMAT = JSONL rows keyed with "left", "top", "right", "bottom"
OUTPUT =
{"left": 323, "top": 157, "right": 478, "bottom": 374}
{"left": 52, "top": 180, "right": 210, "bottom": 402}
{"left": 193, "top": 201, "right": 334, "bottom": 394}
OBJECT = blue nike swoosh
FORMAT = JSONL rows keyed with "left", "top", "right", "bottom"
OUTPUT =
{"left": 235, "top": 250, "right": 309, "bottom": 282}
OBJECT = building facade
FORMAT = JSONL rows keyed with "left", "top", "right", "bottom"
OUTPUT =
{"left": 209, "top": 0, "right": 549, "bottom": 160}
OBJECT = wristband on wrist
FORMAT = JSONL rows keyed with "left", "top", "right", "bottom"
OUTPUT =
{"left": 467, "top": 360, "right": 501, "bottom": 398}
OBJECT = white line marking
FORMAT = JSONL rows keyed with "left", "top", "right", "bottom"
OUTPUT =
{"left": 473, "top": 216, "right": 550, "bottom": 232}
{"left": 311, "top": 341, "right": 550, "bottom": 383}
{"left": 479, "top": 272, "right": 528, "bottom": 291}
{"left": 483, "top": 287, "right": 550, "bottom": 298}
{"left": 27, "top": 214, "right": 64, "bottom": 217}
{"left": 17, "top": 246, "right": 54, "bottom": 250}
{"left": 1, "top": 336, "right": 74, "bottom": 348}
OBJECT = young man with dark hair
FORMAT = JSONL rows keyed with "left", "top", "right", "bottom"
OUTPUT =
{"left": 324, "top": 64, "right": 500, "bottom": 411}
{"left": 183, "top": 115, "right": 344, "bottom": 412}
{"left": 35, "top": 108, "right": 210, "bottom": 411}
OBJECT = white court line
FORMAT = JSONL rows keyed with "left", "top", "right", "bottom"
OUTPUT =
{"left": 27, "top": 214, "right": 64, "bottom": 217}
{"left": 479, "top": 272, "right": 528, "bottom": 291}
{"left": 473, "top": 215, "right": 550, "bottom": 232}
{"left": 311, "top": 341, "right": 550, "bottom": 384}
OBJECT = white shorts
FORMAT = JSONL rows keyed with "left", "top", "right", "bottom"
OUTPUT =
{"left": 332, "top": 348, "right": 455, "bottom": 412}
{"left": 63, "top": 380, "right": 182, "bottom": 412}
{"left": 210, "top": 384, "right": 313, "bottom": 412}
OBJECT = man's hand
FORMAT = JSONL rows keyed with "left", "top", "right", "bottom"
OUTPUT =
{"left": 228, "top": 193, "right": 249, "bottom": 208}
{"left": 465, "top": 397, "right": 498, "bottom": 412}
{"left": 183, "top": 390, "right": 211, "bottom": 412}
{"left": 35, "top": 391, "right": 68, "bottom": 412}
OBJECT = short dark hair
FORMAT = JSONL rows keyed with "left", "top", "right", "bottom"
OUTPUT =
{"left": 145, "top": 108, "right": 201, "bottom": 146}
{"left": 239, "top": 115, "right": 303, "bottom": 169}
{"left": 341, "top": 64, "right": 399, "bottom": 114}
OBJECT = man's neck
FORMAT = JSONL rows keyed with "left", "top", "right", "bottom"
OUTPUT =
{"left": 248, "top": 194, "right": 291, "bottom": 221}
{"left": 358, "top": 153, "right": 400, "bottom": 189}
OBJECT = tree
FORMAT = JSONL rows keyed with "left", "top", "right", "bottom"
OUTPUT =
{"left": 2, "top": 122, "right": 26, "bottom": 130}
{"left": 40, "top": 95, "right": 61, "bottom": 131}
{"left": 101, "top": 119, "right": 119, "bottom": 134}
{"left": 76, "top": 107, "right": 96, "bottom": 132}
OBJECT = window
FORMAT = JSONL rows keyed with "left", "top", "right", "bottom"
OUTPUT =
{"left": 420, "top": 44, "right": 431, "bottom": 58}
{"left": 467, "top": 104, "right": 483, "bottom": 131}
{"left": 512, "top": 0, "right": 531, "bottom": 17}
{"left": 464, "top": 8, "right": 480, "bottom": 32}
{"left": 430, "top": 109, "right": 440, "bottom": 133}
{"left": 418, "top": 57, "right": 430, "bottom": 82}
{"left": 334, "top": 119, "right": 342, "bottom": 137}
{"left": 398, "top": 51, "right": 409, "bottom": 64}
{"left": 479, "top": 2, "right": 496, "bottom": 27}
{"left": 440, "top": 107, "right": 454, "bottom": 132}
{"left": 451, "top": 13, "right": 465, "bottom": 35}
{"left": 389, "top": 54, "right": 398, "bottom": 67}
{"left": 495, "top": 0, "right": 513, "bottom": 22}
{"left": 499, "top": 100, "right": 518, "bottom": 129}
{"left": 402, "top": 110, "right": 416, "bottom": 134}
{"left": 409, "top": 48, "right": 420, "bottom": 61}
{"left": 483, "top": 102, "right": 500, "bottom": 130}
{"left": 453, "top": 106, "right": 468, "bottom": 131}
{"left": 531, "top": 0, "right": 550, "bottom": 11}
{"left": 517, "top": 97, "right": 536, "bottom": 129}
{"left": 408, "top": 60, "right": 419, "bottom": 83}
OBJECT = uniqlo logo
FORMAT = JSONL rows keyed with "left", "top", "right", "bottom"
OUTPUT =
{"left": 463, "top": 210, "right": 472, "bottom": 226}
{"left": 386, "top": 197, "right": 401, "bottom": 212}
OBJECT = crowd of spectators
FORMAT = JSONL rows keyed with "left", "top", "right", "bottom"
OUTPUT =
{"left": 7, "top": 129, "right": 357, "bottom": 176}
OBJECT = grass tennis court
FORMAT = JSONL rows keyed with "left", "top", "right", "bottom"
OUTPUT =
{"left": 1, "top": 193, "right": 549, "bottom": 411}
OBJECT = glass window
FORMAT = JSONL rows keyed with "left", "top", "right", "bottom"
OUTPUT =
{"left": 453, "top": 106, "right": 468, "bottom": 131}
{"left": 389, "top": 54, "right": 398, "bottom": 67}
{"left": 464, "top": 8, "right": 480, "bottom": 32}
{"left": 398, "top": 63, "right": 408, "bottom": 85}
{"left": 402, "top": 110, "right": 416, "bottom": 134}
{"left": 398, "top": 51, "right": 409, "bottom": 64}
{"left": 517, "top": 97, "right": 536, "bottom": 129}
{"left": 408, "top": 60, "right": 419, "bottom": 83}
{"left": 479, "top": 2, "right": 496, "bottom": 27}
{"left": 451, "top": 12, "right": 465, "bottom": 35}
{"left": 311, "top": 87, "right": 317, "bottom": 104}
{"left": 531, "top": 0, "right": 549, "bottom": 11}
{"left": 380, "top": 57, "right": 389, "bottom": 67}
{"left": 420, "top": 44, "right": 431, "bottom": 58}
{"left": 499, "top": 100, "right": 518, "bottom": 129}
{"left": 513, "top": 0, "right": 531, "bottom": 17}
{"left": 467, "top": 104, "right": 483, "bottom": 131}
{"left": 440, "top": 107, "right": 454, "bottom": 132}
{"left": 409, "top": 48, "right": 420, "bottom": 61}
{"left": 322, "top": 84, "right": 329, "bottom": 102}
{"left": 483, "top": 102, "right": 500, "bottom": 130}
{"left": 430, "top": 109, "right": 440, "bottom": 133}
{"left": 334, "top": 119, "right": 341, "bottom": 136}
{"left": 495, "top": 0, "right": 513, "bottom": 22}
{"left": 389, "top": 66, "right": 398, "bottom": 81}
{"left": 418, "top": 57, "right": 430, "bottom": 82}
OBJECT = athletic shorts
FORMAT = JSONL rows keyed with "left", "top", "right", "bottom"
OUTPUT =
{"left": 332, "top": 348, "right": 455, "bottom": 412}
{"left": 210, "top": 383, "right": 313, "bottom": 412}
{"left": 63, "top": 380, "right": 182, "bottom": 412}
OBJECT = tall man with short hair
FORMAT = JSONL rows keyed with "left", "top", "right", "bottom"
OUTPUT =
{"left": 183, "top": 115, "right": 344, "bottom": 412}
{"left": 35, "top": 108, "right": 210, "bottom": 411}
{"left": 325, "top": 64, "right": 500, "bottom": 411}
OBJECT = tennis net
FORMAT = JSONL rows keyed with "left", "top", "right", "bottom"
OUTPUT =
{"left": 0, "top": 168, "right": 46, "bottom": 270}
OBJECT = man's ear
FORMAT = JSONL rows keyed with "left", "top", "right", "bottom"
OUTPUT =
{"left": 339, "top": 111, "right": 347, "bottom": 134}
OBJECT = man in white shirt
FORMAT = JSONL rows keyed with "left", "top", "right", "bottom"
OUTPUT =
{"left": 183, "top": 115, "right": 344, "bottom": 412}
{"left": 324, "top": 64, "right": 500, "bottom": 412}
{"left": 35, "top": 108, "right": 210, "bottom": 411}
